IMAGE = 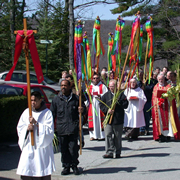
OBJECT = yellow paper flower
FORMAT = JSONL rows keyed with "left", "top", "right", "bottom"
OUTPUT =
{"left": 162, "top": 93, "right": 168, "bottom": 98}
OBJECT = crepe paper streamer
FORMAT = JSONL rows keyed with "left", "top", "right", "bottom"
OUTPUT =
{"left": 128, "top": 11, "right": 141, "bottom": 79}
{"left": 92, "top": 16, "right": 105, "bottom": 69}
{"left": 83, "top": 32, "right": 92, "bottom": 80}
{"left": 129, "top": 13, "right": 140, "bottom": 66}
{"left": 145, "top": 16, "right": 153, "bottom": 58}
{"left": 74, "top": 20, "right": 83, "bottom": 80}
{"left": 112, "top": 16, "right": 125, "bottom": 79}
{"left": 107, "top": 32, "right": 116, "bottom": 72}
{"left": 107, "top": 32, "right": 116, "bottom": 86}
{"left": 139, "top": 24, "right": 143, "bottom": 62}
{"left": 145, "top": 16, "right": 154, "bottom": 84}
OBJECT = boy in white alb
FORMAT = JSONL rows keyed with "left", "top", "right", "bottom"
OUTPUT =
{"left": 17, "top": 91, "right": 55, "bottom": 180}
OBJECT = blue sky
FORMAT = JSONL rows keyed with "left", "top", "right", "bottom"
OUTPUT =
{"left": 26, "top": 0, "right": 134, "bottom": 20}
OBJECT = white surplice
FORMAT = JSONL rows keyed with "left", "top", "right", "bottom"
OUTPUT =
{"left": 124, "top": 87, "right": 147, "bottom": 128}
{"left": 16, "top": 108, "right": 55, "bottom": 177}
{"left": 88, "top": 82, "right": 108, "bottom": 139}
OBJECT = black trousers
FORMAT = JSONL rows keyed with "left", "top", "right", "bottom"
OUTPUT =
{"left": 21, "top": 175, "right": 51, "bottom": 180}
{"left": 59, "top": 134, "right": 79, "bottom": 167}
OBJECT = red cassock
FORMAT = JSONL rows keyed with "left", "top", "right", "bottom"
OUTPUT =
{"left": 88, "top": 84, "right": 105, "bottom": 131}
{"left": 151, "top": 83, "right": 180, "bottom": 140}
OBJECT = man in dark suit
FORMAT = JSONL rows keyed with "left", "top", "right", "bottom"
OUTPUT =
{"left": 100, "top": 79, "right": 128, "bottom": 158}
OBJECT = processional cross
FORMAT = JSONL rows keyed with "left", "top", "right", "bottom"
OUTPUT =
{"left": 14, "top": 19, "right": 37, "bottom": 146}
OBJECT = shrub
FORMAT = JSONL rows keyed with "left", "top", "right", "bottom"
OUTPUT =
{"left": 0, "top": 96, "right": 27, "bottom": 142}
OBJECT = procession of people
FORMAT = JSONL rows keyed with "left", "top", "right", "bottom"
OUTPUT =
{"left": 10, "top": 9, "right": 179, "bottom": 180}
{"left": 16, "top": 64, "right": 180, "bottom": 179}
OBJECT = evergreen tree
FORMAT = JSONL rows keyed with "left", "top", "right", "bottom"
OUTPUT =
{"left": 33, "top": 0, "right": 69, "bottom": 81}
{"left": 111, "top": 0, "right": 180, "bottom": 68}
{"left": 0, "top": 0, "right": 25, "bottom": 72}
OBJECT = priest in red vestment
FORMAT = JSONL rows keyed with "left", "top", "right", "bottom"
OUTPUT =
{"left": 87, "top": 73, "right": 108, "bottom": 140}
{"left": 151, "top": 74, "right": 180, "bottom": 142}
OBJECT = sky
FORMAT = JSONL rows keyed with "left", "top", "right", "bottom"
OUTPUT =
{"left": 26, "top": 0, "right": 134, "bottom": 20}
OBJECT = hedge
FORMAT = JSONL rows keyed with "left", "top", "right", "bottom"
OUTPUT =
{"left": 0, "top": 95, "right": 27, "bottom": 142}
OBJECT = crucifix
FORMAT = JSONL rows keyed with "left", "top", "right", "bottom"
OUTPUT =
{"left": 14, "top": 18, "right": 37, "bottom": 146}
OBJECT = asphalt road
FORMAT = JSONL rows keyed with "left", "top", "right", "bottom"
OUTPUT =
{"left": 1, "top": 124, "right": 180, "bottom": 180}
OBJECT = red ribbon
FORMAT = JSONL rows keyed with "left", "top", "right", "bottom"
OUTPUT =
{"left": 112, "top": 54, "right": 116, "bottom": 73}
{"left": 147, "top": 31, "right": 153, "bottom": 58}
{"left": 5, "top": 30, "right": 44, "bottom": 84}
{"left": 74, "top": 40, "right": 77, "bottom": 74}
{"left": 158, "top": 98, "right": 165, "bottom": 106}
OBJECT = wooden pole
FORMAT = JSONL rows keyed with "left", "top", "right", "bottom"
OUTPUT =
{"left": 79, "top": 79, "right": 82, "bottom": 155}
{"left": 22, "top": 19, "right": 34, "bottom": 146}
{"left": 14, "top": 19, "right": 38, "bottom": 146}
{"left": 108, "top": 40, "right": 131, "bottom": 125}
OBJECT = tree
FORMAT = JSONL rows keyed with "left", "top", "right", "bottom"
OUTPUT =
{"left": 111, "top": 0, "right": 180, "bottom": 68}
{"left": 0, "top": 0, "right": 26, "bottom": 72}
{"left": 33, "top": 0, "right": 69, "bottom": 81}
{"left": 43, "top": 0, "right": 118, "bottom": 70}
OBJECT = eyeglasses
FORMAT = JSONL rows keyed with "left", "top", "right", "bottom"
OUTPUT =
{"left": 93, "top": 77, "right": 99, "bottom": 79}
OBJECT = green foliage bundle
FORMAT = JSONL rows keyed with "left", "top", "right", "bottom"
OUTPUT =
{"left": 0, "top": 95, "right": 27, "bottom": 141}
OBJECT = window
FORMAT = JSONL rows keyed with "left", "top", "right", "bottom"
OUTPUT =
{"left": 42, "top": 87, "right": 57, "bottom": 103}
{"left": 1, "top": 73, "right": 23, "bottom": 82}
{"left": 25, "top": 74, "right": 38, "bottom": 83}
{"left": 31, "top": 87, "right": 45, "bottom": 100}
{"left": 11, "top": 73, "right": 23, "bottom": 82}
{"left": 1, "top": 74, "right": 7, "bottom": 80}
{"left": 0, "top": 86, "right": 23, "bottom": 95}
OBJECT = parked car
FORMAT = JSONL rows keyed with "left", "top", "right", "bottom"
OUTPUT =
{"left": 7, "top": 84, "right": 58, "bottom": 109}
{"left": 0, "top": 84, "right": 24, "bottom": 96}
{"left": 0, "top": 70, "right": 60, "bottom": 91}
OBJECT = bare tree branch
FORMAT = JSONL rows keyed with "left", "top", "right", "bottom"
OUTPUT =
{"left": 162, "top": 1, "right": 180, "bottom": 41}
{"left": 74, "top": 0, "right": 117, "bottom": 10}
{"left": 168, "top": 49, "right": 180, "bottom": 57}
{"left": 166, "top": 15, "right": 180, "bottom": 41}
{"left": 44, "top": 0, "right": 59, "bottom": 12}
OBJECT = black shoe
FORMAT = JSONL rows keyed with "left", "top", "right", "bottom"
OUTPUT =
{"left": 72, "top": 166, "right": 80, "bottom": 175}
{"left": 124, "top": 135, "right": 129, "bottom": 140}
{"left": 145, "top": 130, "right": 150, "bottom": 135}
{"left": 131, "top": 136, "right": 138, "bottom": 140}
{"left": 102, "top": 154, "right": 113, "bottom": 158}
{"left": 61, "top": 167, "right": 70, "bottom": 175}
{"left": 116, "top": 154, "right": 121, "bottom": 158}
{"left": 159, "top": 135, "right": 166, "bottom": 143}
{"left": 166, "top": 136, "right": 171, "bottom": 142}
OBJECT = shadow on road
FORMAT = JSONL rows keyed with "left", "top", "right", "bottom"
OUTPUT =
{"left": 137, "top": 137, "right": 153, "bottom": 141}
{"left": 123, "top": 153, "right": 170, "bottom": 158}
{"left": 83, "top": 167, "right": 136, "bottom": 174}
{"left": 148, "top": 168, "right": 180, "bottom": 173}
{"left": 83, "top": 146, "right": 105, "bottom": 151}
{"left": 0, "top": 145, "right": 20, "bottom": 171}
{"left": 122, "top": 147, "right": 133, "bottom": 151}
{"left": 0, "top": 177, "right": 17, "bottom": 180}
{"left": 137, "top": 147, "right": 169, "bottom": 151}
